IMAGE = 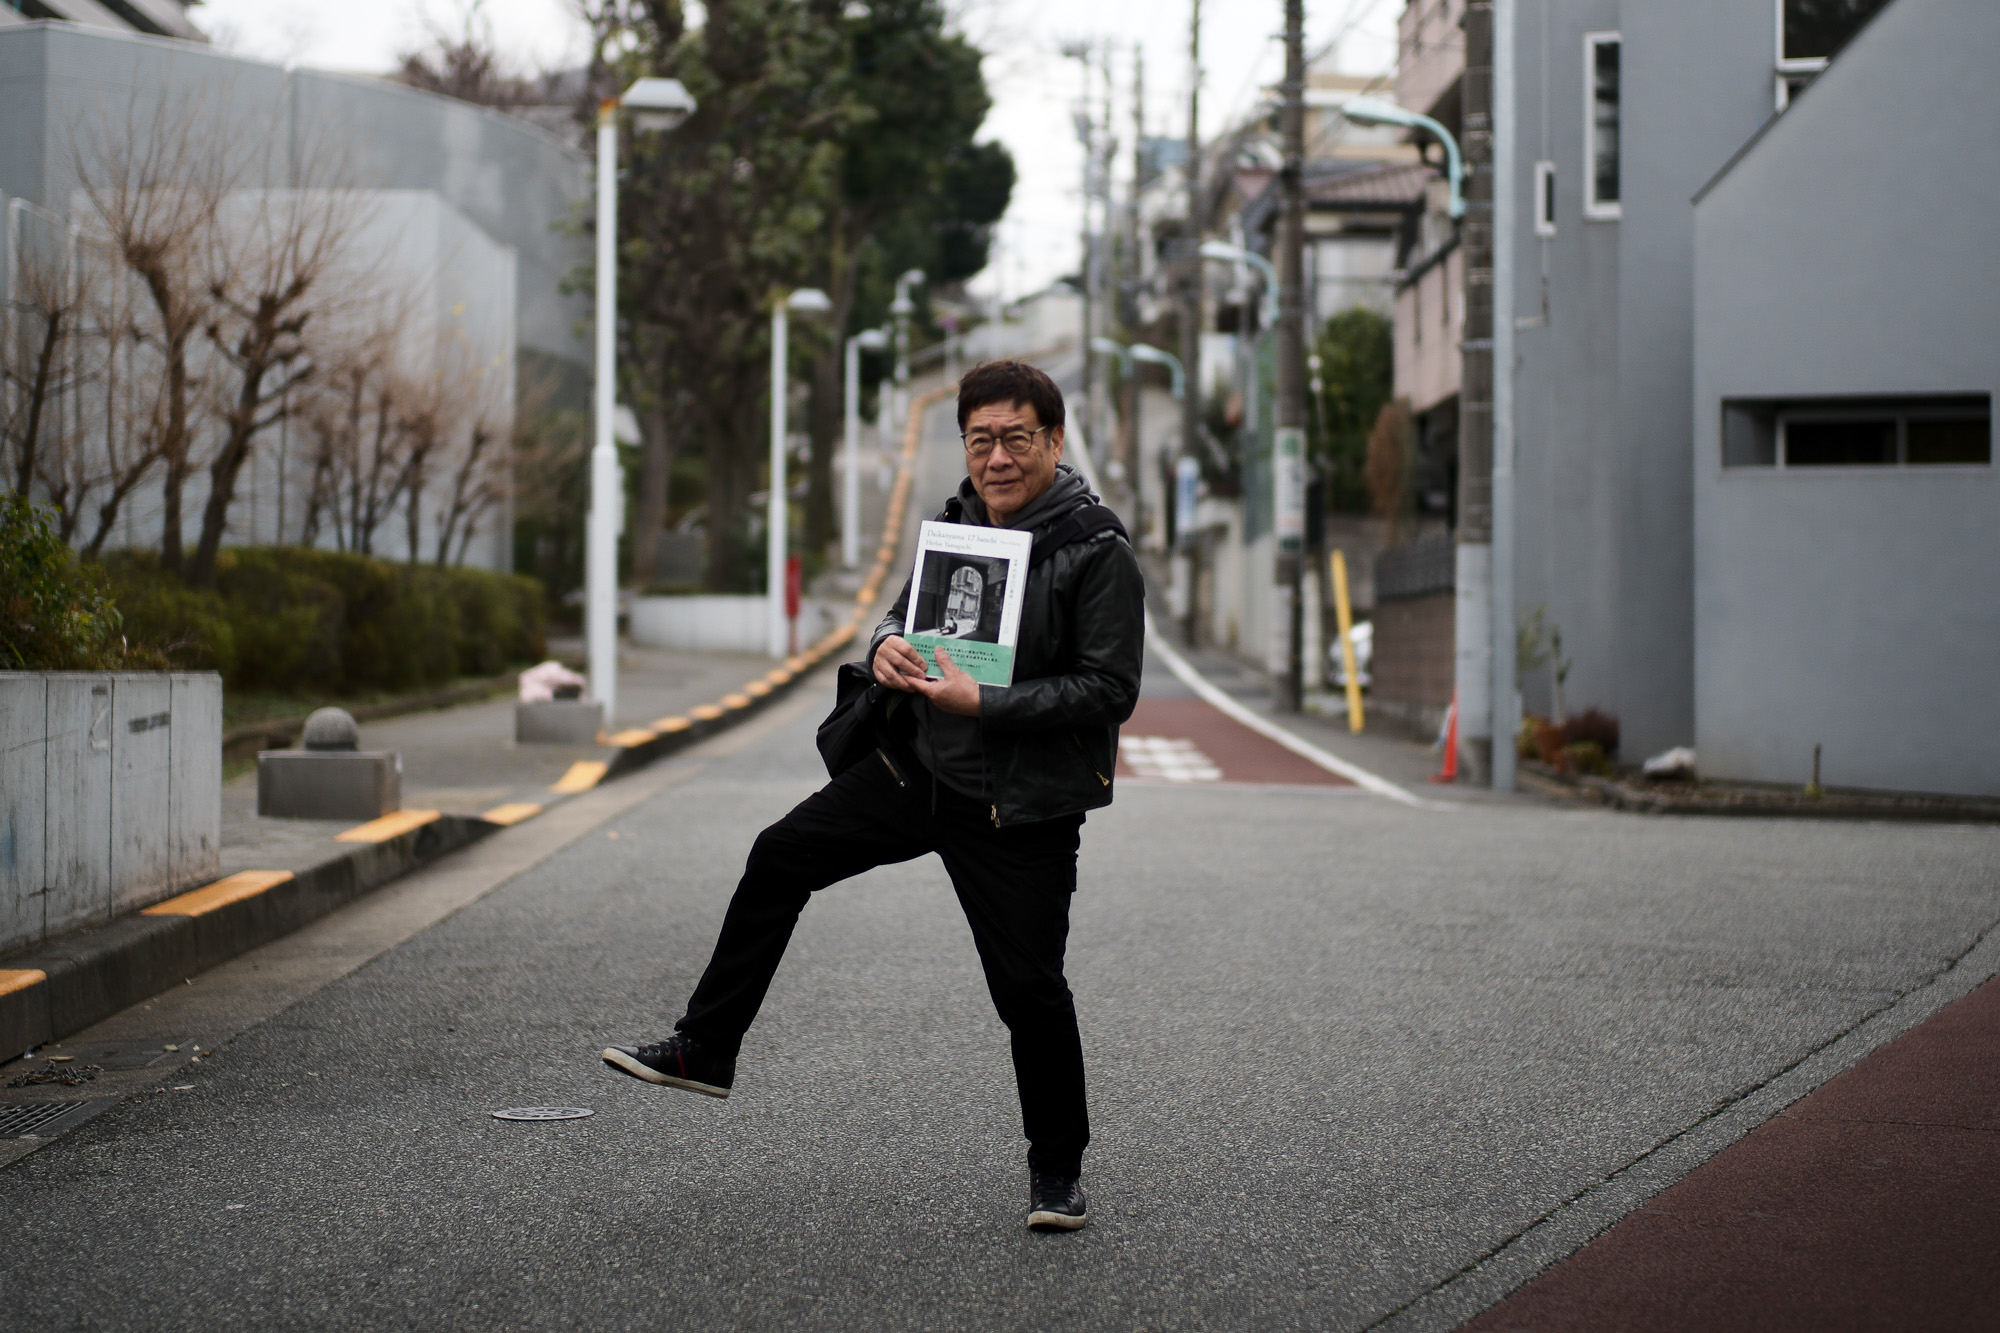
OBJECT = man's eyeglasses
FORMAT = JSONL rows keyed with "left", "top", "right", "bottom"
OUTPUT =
{"left": 961, "top": 426, "right": 1051, "bottom": 459}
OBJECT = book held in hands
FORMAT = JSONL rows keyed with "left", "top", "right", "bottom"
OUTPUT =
{"left": 902, "top": 520, "right": 1033, "bottom": 686}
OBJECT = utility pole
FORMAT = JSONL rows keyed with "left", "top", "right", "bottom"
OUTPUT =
{"left": 1128, "top": 41, "right": 1147, "bottom": 523}
{"left": 1272, "top": 0, "right": 1307, "bottom": 712}
{"left": 1455, "top": 1, "right": 1496, "bottom": 781}
{"left": 1490, "top": 0, "right": 1519, "bottom": 792}
{"left": 1178, "top": 0, "right": 1203, "bottom": 641}
{"left": 1066, "top": 42, "right": 1096, "bottom": 456}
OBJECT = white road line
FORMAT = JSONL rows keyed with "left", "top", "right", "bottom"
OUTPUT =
{"left": 1143, "top": 615, "right": 1436, "bottom": 809}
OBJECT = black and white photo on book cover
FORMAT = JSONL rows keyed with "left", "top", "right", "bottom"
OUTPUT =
{"left": 902, "top": 521, "right": 1033, "bottom": 685}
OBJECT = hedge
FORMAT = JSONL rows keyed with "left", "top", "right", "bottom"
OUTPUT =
{"left": 100, "top": 547, "right": 545, "bottom": 695}
{"left": 0, "top": 495, "right": 127, "bottom": 670}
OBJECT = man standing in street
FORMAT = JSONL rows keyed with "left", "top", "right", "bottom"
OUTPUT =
{"left": 602, "top": 360, "right": 1144, "bottom": 1231}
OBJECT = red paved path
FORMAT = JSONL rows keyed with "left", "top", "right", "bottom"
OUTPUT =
{"left": 1465, "top": 974, "right": 2000, "bottom": 1332}
{"left": 1117, "top": 696, "right": 1351, "bottom": 786}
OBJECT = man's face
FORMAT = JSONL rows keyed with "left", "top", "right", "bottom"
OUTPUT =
{"left": 963, "top": 399, "right": 1065, "bottom": 523}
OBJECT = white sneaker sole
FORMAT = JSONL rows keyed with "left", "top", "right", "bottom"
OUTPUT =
{"left": 1027, "top": 1208, "right": 1089, "bottom": 1231}
{"left": 600, "top": 1047, "right": 731, "bottom": 1098}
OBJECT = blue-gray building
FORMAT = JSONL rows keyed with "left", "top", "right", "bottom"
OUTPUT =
{"left": 1486, "top": 0, "right": 1991, "bottom": 794}
{"left": 1690, "top": 0, "right": 1996, "bottom": 796}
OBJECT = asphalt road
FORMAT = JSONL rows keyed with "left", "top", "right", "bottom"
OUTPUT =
{"left": 5, "top": 662, "right": 1999, "bottom": 1330}
{"left": 7, "top": 390, "right": 1999, "bottom": 1329}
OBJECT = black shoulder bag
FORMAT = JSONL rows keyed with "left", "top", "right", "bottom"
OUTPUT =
{"left": 813, "top": 501, "right": 1128, "bottom": 778}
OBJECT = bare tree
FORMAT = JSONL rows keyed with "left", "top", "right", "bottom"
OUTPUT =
{"left": 2, "top": 203, "right": 90, "bottom": 509}
{"left": 185, "top": 180, "right": 362, "bottom": 586}
{"left": 75, "top": 92, "right": 235, "bottom": 575}
{"left": 434, "top": 415, "right": 502, "bottom": 567}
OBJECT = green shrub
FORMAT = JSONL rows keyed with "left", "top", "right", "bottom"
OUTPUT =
{"left": 87, "top": 545, "right": 544, "bottom": 697}
{"left": 211, "top": 549, "right": 345, "bottom": 691}
{"left": 0, "top": 495, "right": 125, "bottom": 669}
{"left": 98, "top": 551, "right": 235, "bottom": 676}
{"left": 444, "top": 567, "right": 546, "bottom": 676}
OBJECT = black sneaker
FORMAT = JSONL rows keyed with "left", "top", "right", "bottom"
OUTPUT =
{"left": 600, "top": 1033, "right": 734, "bottom": 1097}
{"left": 1027, "top": 1167, "right": 1088, "bottom": 1231}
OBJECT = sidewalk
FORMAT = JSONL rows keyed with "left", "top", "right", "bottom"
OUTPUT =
{"left": 214, "top": 642, "right": 776, "bottom": 881}
{"left": 1464, "top": 971, "right": 2000, "bottom": 1332}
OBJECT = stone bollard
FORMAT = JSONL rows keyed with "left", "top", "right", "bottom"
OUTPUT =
{"left": 257, "top": 707, "right": 403, "bottom": 820}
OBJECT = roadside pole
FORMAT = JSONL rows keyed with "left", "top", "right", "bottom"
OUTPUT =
{"left": 1178, "top": 0, "right": 1204, "bottom": 647}
{"left": 1271, "top": 0, "right": 1307, "bottom": 713}
{"left": 1454, "top": 0, "right": 1497, "bottom": 782}
{"left": 588, "top": 99, "right": 621, "bottom": 722}
{"left": 1490, "top": 0, "right": 1520, "bottom": 792}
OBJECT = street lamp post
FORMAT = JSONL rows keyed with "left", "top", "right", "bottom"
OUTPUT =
{"left": 1345, "top": 78, "right": 1505, "bottom": 784}
{"left": 769, "top": 287, "right": 832, "bottom": 658}
{"left": 843, "top": 326, "right": 889, "bottom": 569}
{"left": 590, "top": 77, "right": 695, "bottom": 725}
{"left": 891, "top": 268, "right": 924, "bottom": 434}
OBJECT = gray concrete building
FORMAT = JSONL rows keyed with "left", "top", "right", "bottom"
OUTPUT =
{"left": 1690, "top": 0, "right": 1997, "bottom": 796}
{"left": 0, "top": 20, "right": 589, "bottom": 566}
{"left": 0, "top": 0, "right": 203, "bottom": 40}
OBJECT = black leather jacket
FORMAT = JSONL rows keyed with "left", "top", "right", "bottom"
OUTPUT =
{"left": 869, "top": 495, "right": 1146, "bottom": 827}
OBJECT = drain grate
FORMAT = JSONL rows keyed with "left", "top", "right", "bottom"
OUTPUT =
{"left": 491, "top": 1106, "right": 594, "bottom": 1122}
{"left": 0, "top": 1102, "right": 89, "bottom": 1138}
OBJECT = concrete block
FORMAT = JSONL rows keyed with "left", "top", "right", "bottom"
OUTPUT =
{"left": 516, "top": 700, "right": 604, "bottom": 745}
{"left": 41, "top": 675, "right": 111, "bottom": 943}
{"left": 109, "top": 674, "right": 173, "bottom": 914}
{"left": 257, "top": 751, "right": 402, "bottom": 821}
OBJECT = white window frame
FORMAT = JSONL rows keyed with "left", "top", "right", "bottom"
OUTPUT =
{"left": 1582, "top": 31, "right": 1622, "bottom": 221}
{"left": 1533, "top": 160, "right": 1557, "bottom": 237}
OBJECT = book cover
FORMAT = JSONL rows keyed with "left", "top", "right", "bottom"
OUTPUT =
{"left": 902, "top": 520, "right": 1033, "bottom": 686}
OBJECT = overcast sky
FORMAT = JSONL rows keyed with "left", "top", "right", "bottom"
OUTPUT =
{"left": 196, "top": 0, "right": 1398, "bottom": 298}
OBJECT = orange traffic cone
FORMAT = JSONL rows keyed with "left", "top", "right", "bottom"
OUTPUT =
{"left": 1429, "top": 692, "right": 1459, "bottom": 784}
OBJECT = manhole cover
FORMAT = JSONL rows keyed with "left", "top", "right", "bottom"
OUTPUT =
{"left": 0, "top": 1102, "right": 89, "bottom": 1138}
{"left": 491, "top": 1106, "right": 594, "bottom": 1121}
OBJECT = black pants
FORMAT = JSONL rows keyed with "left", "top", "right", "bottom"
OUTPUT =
{"left": 676, "top": 747, "right": 1090, "bottom": 1177}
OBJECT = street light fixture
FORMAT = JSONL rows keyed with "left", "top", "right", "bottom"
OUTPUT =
{"left": 1129, "top": 343, "right": 1186, "bottom": 402}
{"left": 769, "top": 287, "right": 832, "bottom": 658}
{"left": 1198, "top": 240, "right": 1280, "bottom": 334}
{"left": 589, "top": 76, "right": 696, "bottom": 725}
{"left": 1340, "top": 96, "right": 1465, "bottom": 220}
{"left": 843, "top": 326, "right": 889, "bottom": 569}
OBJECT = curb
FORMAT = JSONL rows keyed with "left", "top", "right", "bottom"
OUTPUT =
{"left": 0, "top": 812, "right": 491, "bottom": 1057}
{"left": 0, "top": 381, "right": 955, "bottom": 1064}
{"left": 1518, "top": 764, "right": 2000, "bottom": 824}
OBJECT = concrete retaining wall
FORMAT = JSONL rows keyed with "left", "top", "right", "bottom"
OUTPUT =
{"left": 0, "top": 672, "right": 221, "bottom": 956}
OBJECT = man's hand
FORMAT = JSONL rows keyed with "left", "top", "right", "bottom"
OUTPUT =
{"left": 914, "top": 646, "right": 982, "bottom": 717}
{"left": 872, "top": 635, "right": 930, "bottom": 693}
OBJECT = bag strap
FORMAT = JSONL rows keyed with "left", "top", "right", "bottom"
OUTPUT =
{"left": 1030, "top": 503, "right": 1127, "bottom": 563}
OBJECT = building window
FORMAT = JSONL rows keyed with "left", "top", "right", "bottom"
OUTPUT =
{"left": 1533, "top": 160, "right": 1557, "bottom": 237}
{"left": 1584, "top": 33, "right": 1621, "bottom": 221}
{"left": 1721, "top": 396, "right": 1992, "bottom": 469}
{"left": 1775, "top": 0, "right": 1892, "bottom": 107}
{"left": 1779, "top": 0, "right": 1892, "bottom": 64}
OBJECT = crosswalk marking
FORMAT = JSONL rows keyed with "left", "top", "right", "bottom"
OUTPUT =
{"left": 1120, "top": 735, "right": 1223, "bottom": 783}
